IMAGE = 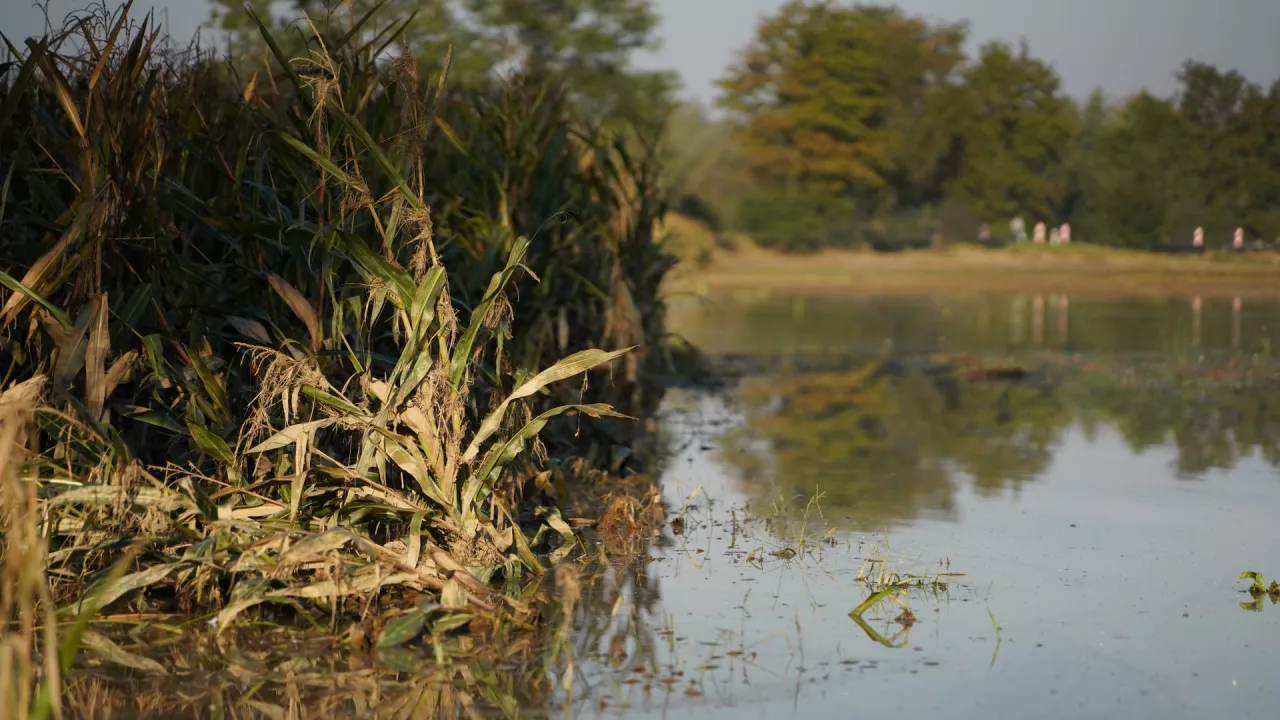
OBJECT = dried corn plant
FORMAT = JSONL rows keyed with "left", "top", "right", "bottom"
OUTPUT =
{"left": 0, "top": 2, "right": 673, "bottom": 703}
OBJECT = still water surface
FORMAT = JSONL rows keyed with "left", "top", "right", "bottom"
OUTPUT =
{"left": 564, "top": 294, "right": 1280, "bottom": 719}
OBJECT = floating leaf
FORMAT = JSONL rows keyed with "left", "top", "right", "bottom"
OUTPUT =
{"left": 441, "top": 578, "right": 467, "bottom": 610}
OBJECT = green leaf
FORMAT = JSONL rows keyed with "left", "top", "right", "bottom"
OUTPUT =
{"left": 435, "top": 117, "right": 469, "bottom": 158}
{"left": 0, "top": 39, "right": 45, "bottom": 133}
{"left": 430, "top": 612, "right": 472, "bottom": 633}
{"left": 376, "top": 603, "right": 438, "bottom": 649}
{"left": 462, "top": 349, "right": 632, "bottom": 463}
{"left": 371, "top": 430, "right": 448, "bottom": 508}
{"left": 340, "top": 233, "right": 416, "bottom": 306}
{"left": 386, "top": 268, "right": 447, "bottom": 410}
{"left": 472, "top": 403, "right": 628, "bottom": 506}
{"left": 215, "top": 578, "right": 278, "bottom": 635}
{"left": 0, "top": 268, "right": 73, "bottom": 330}
{"left": 278, "top": 132, "right": 364, "bottom": 192}
{"left": 329, "top": 106, "right": 426, "bottom": 213}
{"left": 126, "top": 408, "right": 185, "bottom": 433}
{"left": 73, "top": 563, "right": 180, "bottom": 617}
{"left": 187, "top": 421, "right": 235, "bottom": 466}
{"left": 449, "top": 237, "right": 530, "bottom": 391}
{"left": 187, "top": 350, "right": 230, "bottom": 422}
{"left": 1240, "top": 570, "right": 1266, "bottom": 594}
{"left": 248, "top": 7, "right": 307, "bottom": 104}
{"left": 300, "top": 385, "right": 365, "bottom": 417}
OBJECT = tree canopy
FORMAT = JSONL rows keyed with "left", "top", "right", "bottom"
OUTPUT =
{"left": 208, "top": 0, "right": 675, "bottom": 125}
{"left": 691, "top": 0, "right": 1280, "bottom": 251}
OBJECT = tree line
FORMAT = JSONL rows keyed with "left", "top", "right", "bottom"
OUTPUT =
{"left": 209, "top": 1, "right": 1279, "bottom": 253}
{"left": 669, "top": 1, "right": 1280, "bottom": 252}
{"left": 209, "top": 0, "right": 676, "bottom": 130}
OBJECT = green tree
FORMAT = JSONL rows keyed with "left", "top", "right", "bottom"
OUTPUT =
{"left": 208, "top": 0, "right": 277, "bottom": 56}
{"left": 945, "top": 41, "right": 1076, "bottom": 224}
{"left": 1058, "top": 89, "right": 1109, "bottom": 242}
{"left": 1177, "top": 62, "right": 1280, "bottom": 241}
{"left": 662, "top": 102, "right": 751, "bottom": 231}
{"left": 1233, "top": 80, "right": 1280, "bottom": 240}
{"left": 210, "top": 0, "right": 673, "bottom": 124}
{"left": 1088, "top": 92, "right": 1205, "bottom": 247}
{"left": 717, "top": 2, "right": 966, "bottom": 199}
{"left": 465, "top": 0, "right": 675, "bottom": 123}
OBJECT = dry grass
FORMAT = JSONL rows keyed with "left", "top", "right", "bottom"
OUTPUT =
{"left": 1, "top": 401, "right": 61, "bottom": 719}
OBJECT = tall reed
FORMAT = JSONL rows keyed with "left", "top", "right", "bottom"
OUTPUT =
{"left": 0, "top": 0, "right": 672, "bottom": 675}
{"left": 0, "top": 393, "right": 61, "bottom": 720}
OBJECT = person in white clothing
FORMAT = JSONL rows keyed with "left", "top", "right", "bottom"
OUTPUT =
{"left": 1011, "top": 216, "right": 1027, "bottom": 243}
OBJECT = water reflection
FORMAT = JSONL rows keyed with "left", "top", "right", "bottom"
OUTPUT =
{"left": 671, "top": 294, "right": 1280, "bottom": 529}
{"left": 721, "top": 357, "right": 1280, "bottom": 529}
{"left": 672, "top": 293, "right": 1277, "bottom": 359}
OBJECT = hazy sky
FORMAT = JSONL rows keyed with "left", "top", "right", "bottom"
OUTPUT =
{"left": 5, "top": 0, "right": 1279, "bottom": 103}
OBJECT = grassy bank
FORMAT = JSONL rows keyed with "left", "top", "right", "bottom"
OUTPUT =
{"left": 0, "top": 4, "right": 671, "bottom": 711}
{"left": 661, "top": 214, "right": 1280, "bottom": 300}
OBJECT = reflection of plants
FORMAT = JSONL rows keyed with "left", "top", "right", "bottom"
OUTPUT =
{"left": 743, "top": 489, "right": 835, "bottom": 565}
{"left": 1238, "top": 571, "right": 1280, "bottom": 611}
{"left": 48, "top": 624, "right": 552, "bottom": 719}
{"left": 848, "top": 542, "right": 962, "bottom": 648}
{"left": 724, "top": 361, "right": 1068, "bottom": 527}
{"left": 698, "top": 295, "right": 1280, "bottom": 502}
{"left": 721, "top": 348, "right": 1280, "bottom": 529}
{"left": 545, "top": 553, "right": 664, "bottom": 713}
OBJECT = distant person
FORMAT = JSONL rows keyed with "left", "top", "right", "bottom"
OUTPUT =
{"left": 978, "top": 222, "right": 991, "bottom": 242}
{"left": 1060, "top": 223, "right": 1071, "bottom": 244}
{"left": 1193, "top": 226, "right": 1204, "bottom": 248}
{"left": 1011, "top": 216, "right": 1027, "bottom": 243}
{"left": 1050, "top": 226, "right": 1061, "bottom": 245}
{"left": 1033, "top": 222, "right": 1046, "bottom": 245}
{"left": 1234, "top": 227, "right": 1244, "bottom": 250}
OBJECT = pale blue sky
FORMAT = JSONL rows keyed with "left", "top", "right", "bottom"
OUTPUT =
{"left": 4, "top": 0, "right": 1278, "bottom": 102}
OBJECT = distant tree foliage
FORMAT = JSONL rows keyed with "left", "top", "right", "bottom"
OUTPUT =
{"left": 207, "top": 0, "right": 675, "bottom": 126}
{"left": 693, "top": 0, "right": 1280, "bottom": 251}
{"left": 716, "top": 2, "right": 967, "bottom": 199}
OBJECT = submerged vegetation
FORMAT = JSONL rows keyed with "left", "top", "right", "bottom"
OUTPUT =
{"left": 0, "top": 1, "right": 674, "bottom": 712}
{"left": 1238, "top": 571, "right": 1280, "bottom": 611}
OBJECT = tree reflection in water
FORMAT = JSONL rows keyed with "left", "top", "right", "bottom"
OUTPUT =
{"left": 720, "top": 354, "right": 1280, "bottom": 529}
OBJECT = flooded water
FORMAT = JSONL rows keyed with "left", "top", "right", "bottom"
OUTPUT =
{"left": 561, "top": 293, "right": 1280, "bottom": 719}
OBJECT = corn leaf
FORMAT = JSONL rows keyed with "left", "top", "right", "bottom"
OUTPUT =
{"left": 462, "top": 348, "right": 631, "bottom": 462}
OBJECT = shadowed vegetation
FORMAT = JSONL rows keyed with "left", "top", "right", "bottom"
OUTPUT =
{"left": 0, "top": 2, "right": 675, "bottom": 710}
